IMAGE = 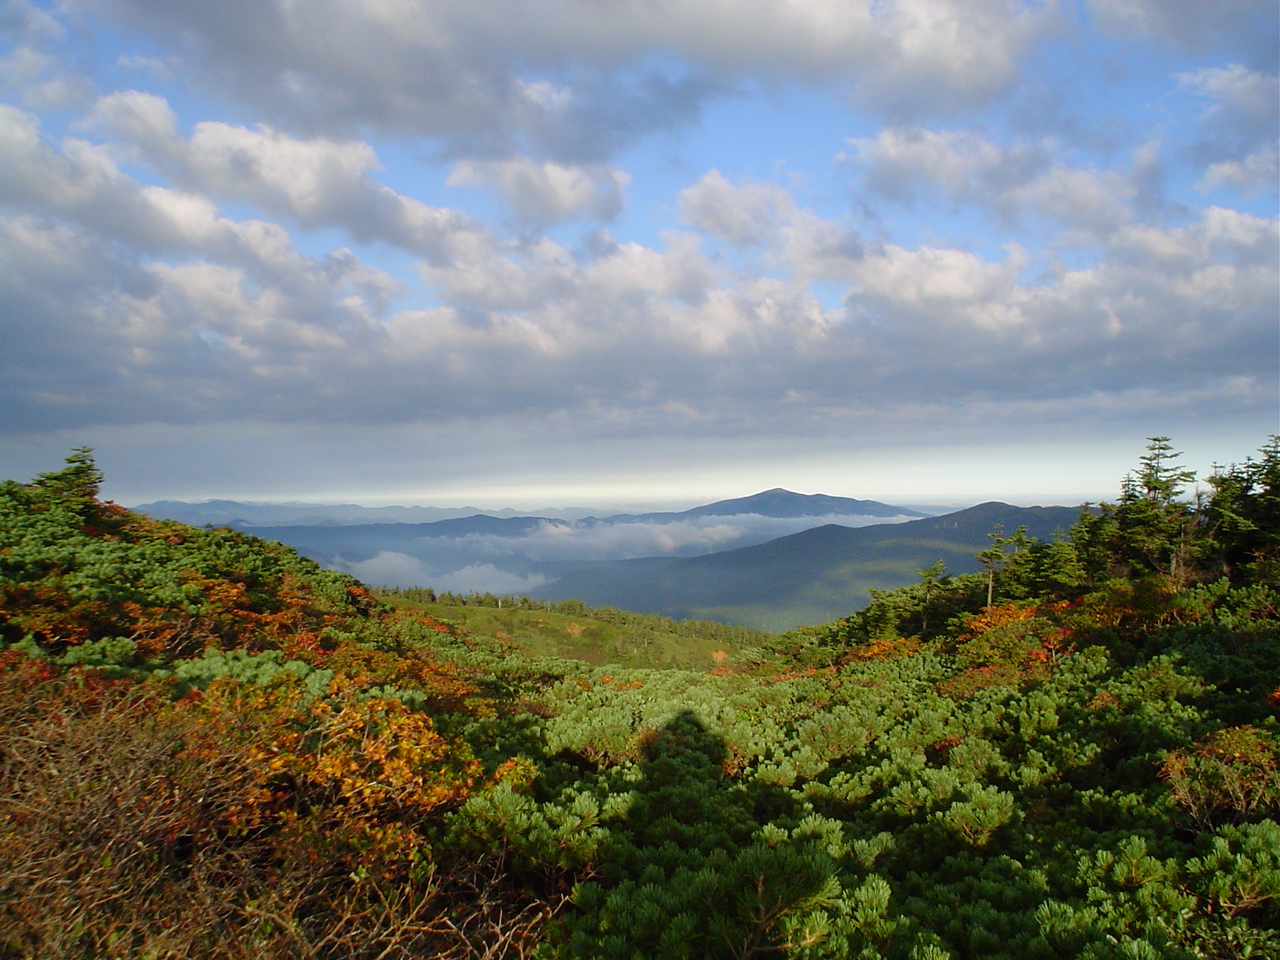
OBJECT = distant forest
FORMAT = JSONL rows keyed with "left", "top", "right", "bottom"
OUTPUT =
{"left": 0, "top": 437, "right": 1277, "bottom": 958}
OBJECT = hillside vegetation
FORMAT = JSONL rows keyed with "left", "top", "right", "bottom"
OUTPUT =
{"left": 1, "top": 439, "right": 1278, "bottom": 959}
{"left": 380, "top": 589, "right": 768, "bottom": 669}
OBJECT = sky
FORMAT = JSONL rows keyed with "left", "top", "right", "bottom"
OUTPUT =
{"left": 0, "top": 0, "right": 1276, "bottom": 512}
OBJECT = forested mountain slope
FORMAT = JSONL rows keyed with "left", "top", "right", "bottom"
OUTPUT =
{"left": 1, "top": 439, "right": 1278, "bottom": 960}
{"left": 541, "top": 501, "right": 1082, "bottom": 630}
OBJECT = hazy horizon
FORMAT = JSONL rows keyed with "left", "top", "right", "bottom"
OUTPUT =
{"left": 112, "top": 432, "right": 1260, "bottom": 514}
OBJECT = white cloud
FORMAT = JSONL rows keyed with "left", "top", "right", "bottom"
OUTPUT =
{"left": 0, "top": 101, "right": 365, "bottom": 271}
{"left": 1088, "top": 0, "right": 1278, "bottom": 63}
{"left": 1179, "top": 65, "right": 1279, "bottom": 197}
{"left": 344, "top": 551, "right": 555, "bottom": 593}
{"left": 448, "top": 158, "right": 629, "bottom": 227}
{"left": 453, "top": 513, "right": 916, "bottom": 562}
{"left": 1181, "top": 64, "right": 1278, "bottom": 121}
{"left": 429, "top": 564, "right": 552, "bottom": 595}
{"left": 0, "top": 0, "right": 63, "bottom": 41}
{"left": 1199, "top": 153, "right": 1279, "bottom": 196}
{"left": 846, "top": 126, "right": 1138, "bottom": 238}
{"left": 847, "top": 126, "right": 1024, "bottom": 202}
{"left": 7, "top": 96, "right": 1271, "bottom": 441}
{"left": 183, "top": 122, "right": 381, "bottom": 222}
{"left": 679, "top": 170, "right": 799, "bottom": 246}
{"left": 85, "top": 89, "right": 180, "bottom": 156}
{"left": 467, "top": 518, "right": 749, "bottom": 561}
{"left": 0, "top": 106, "right": 408, "bottom": 425}
{"left": 0, "top": 3, "right": 92, "bottom": 109}
{"left": 412, "top": 228, "right": 716, "bottom": 327}
{"left": 846, "top": 243, "right": 1030, "bottom": 332}
{"left": 69, "top": 0, "right": 1057, "bottom": 157}
{"left": 1, "top": 0, "right": 1275, "bottom": 517}
{"left": 92, "top": 91, "right": 492, "bottom": 263}
{"left": 344, "top": 552, "right": 556, "bottom": 594}
{"left": 0, "top": 29, "right": 1274, "bottom": 467}
{"left": 344, "top": 551, "right": 431, "bottom": 588}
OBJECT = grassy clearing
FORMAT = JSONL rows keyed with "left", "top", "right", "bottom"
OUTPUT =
{"left": 378, "top": 594, "right": 752, "bottom": 670}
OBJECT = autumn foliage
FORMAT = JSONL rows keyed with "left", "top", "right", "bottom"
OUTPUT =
{"left": 2, "top": 442, "right": 1278, "bottom": 959}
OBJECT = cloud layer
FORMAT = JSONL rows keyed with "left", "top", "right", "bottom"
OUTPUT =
{"left": 4, "top": 94, "right": 1272, "bottom": 432}
{"left": 68, "top": 0, "right": 1065, "bottom": 153}
{"left": 0, "top": 0, "right": 1275, "bottom": 504}
{"left": 316, "top": 510, "right": 919, "bottom": 594}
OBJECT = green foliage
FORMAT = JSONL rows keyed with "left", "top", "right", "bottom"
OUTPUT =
{"left": 2, "top": 440, "right": 1279, "bottom": 958}
{"left": 382, "top": 589, "right": 766, "bottom": 669}
{"left": 167, "top": 647, "right": 336, "bottom": 699}
{"left": 1111, "top": 438, "right": 1200, "bottom": 584}
{"left": 30, "top": 446, "right": 104, "bottom": 513}
{"left": 1206, "top": 435, "right": 1280, "bottom": 585}
{"left": 0, "top": 468, "right": 375, "bottom": 659}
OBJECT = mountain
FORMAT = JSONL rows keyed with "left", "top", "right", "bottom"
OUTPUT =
{"left": 132, "top": 489, "right": 927, "bottom": 529}
{"left": 11, "top": 448, "right": 1279, "bottom": 959}
{"left": 131, "top": 490, "right": 931, "bottom": 592}
{"left": 538, "top": 501, "right": 1084, "bottom": 631}
{"left": 143, "top": 495, "right": 1075, "bottom": 630}
{"left": 597, "top": 489, "right": 929, "bottom": 523}
{"left": 128, "top": 499, "right": 592, "bottom": 526}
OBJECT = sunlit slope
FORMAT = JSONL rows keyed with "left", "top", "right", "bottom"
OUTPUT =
{"left": 379, "top": 593, "right": 764, "bottom": 669}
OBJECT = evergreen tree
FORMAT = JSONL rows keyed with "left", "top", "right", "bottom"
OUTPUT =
{"left": 1070, "top": 501, "right": 1120, "bottom": 587}
{"left": 1002, "top": 533, "right": 1085, "bottom": 601}
{"left": 32, "top": 447, "right": 103, "bottom": 506}
{"left": 1114, "top": 436, "right": 1199, "bottom": 584}
{"left": 917, "top": 560, "right": 948, "bottom": 634}
{"left": 1206, "top": 435, "right": 1280, "bottom": 584}
{"left": 976, "top": 525, "right": 1029, "bottom": 607}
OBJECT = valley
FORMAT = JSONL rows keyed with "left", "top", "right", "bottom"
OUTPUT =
{"left": 139, "top": 492, "right": 1079, "bottom": 631}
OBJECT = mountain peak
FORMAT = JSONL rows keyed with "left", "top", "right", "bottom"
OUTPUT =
{"left": 680, "top": 489, "right": 928, "bottom": 520}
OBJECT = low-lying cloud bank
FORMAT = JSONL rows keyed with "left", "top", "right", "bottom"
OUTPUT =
{"left": 327, "top": 511, "right": 917, "bottom": 594}
{"left": 344, "top": 553, "right": 553, "bottom": 595}
{"left": 455, "top": 512, "right": 917, "bottom": 562}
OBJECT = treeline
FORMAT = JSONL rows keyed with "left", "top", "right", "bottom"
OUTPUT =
{"left": 803, "top": 436, "right": 1279, "bottom": 657}
{"left": 384, "top": 586, "right": 770, "bottom": 646}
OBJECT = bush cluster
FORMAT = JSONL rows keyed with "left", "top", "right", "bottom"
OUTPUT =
{"left": 0, "top": 439, "right": 1276, "bottom": 958}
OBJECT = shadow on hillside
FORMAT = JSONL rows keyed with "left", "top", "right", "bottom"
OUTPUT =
{"left": 620, "top": 710, "right": 794, "bottom": 851}
{"left": 560, "top": 710, "right": 840, "bottom": 959}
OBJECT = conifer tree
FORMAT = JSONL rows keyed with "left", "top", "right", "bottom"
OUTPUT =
{"left": 30, "top": 447, "right": 105, "bottom": 520}
{"left": 1205, "top": 435, "right": 1280, "bottom": 584}
{"left": 1114, "top": 437, "right": 1198, "bottom": 584}
{"left": 976, "top": 525, "right": 1029, "bottom": 607}
{"left": 917, "top": 560, "right": 947, "bottom": 634}
{"left": 33, "top": 447, "right": 102, "bottom": 502}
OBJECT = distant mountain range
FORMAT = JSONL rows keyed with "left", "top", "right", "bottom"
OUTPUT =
{"left": 131, "top": 491, "right": 1082, "bottom": 631}
{"left": 131, "top": 489, "right": 928, "bottom": 529}
{"left": 595, "top": 488, "right": 928, "bottom": 523}
{"left": 537, "top": 501, "right": 1083, "bottom": 631}
{"left": 127, "top": 499, "right": 588, "bottom": 526}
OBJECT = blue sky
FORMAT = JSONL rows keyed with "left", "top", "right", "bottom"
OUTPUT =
{"left": 0, "top": 0, "right": 1276, "bottom": 510}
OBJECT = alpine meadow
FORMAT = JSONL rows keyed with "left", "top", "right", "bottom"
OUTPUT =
{"left": 1, "top": 436, "right": 1277, "bottom": 958}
